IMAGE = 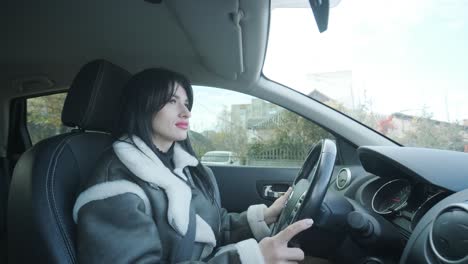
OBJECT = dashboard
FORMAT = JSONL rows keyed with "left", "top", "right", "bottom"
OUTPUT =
{"left": 327, "top": 146, "right": 468, "bottom": 264}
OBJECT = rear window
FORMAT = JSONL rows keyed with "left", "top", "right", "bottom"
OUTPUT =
{"left": 26, "top": 93, "right": 71, "bottom": 144}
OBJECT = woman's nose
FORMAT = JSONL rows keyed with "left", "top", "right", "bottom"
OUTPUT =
{"left": 179, "top": 105, "right": 191, "bottom": 118}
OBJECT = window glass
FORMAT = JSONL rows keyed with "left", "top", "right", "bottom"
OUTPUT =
{"left": 264, "top": 0, "right": 468, "bottom": 152}
{"left": 190, "top": 86, "right": 334, "bottom": 167}
{"left": 26, "top": 93, "right": 71, "bottom": 144}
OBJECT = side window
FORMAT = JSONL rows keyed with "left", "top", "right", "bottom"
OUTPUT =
{"left": 26, "top": 93, "right": 71, "bottom": 144}
{"left": 190, "top": 86, "right": 334, "bottom": 168}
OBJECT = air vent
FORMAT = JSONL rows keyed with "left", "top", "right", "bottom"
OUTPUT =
{"left": 429, "top": 202, "right": 468, "bottom": 263}
{"left": 336, "top": 168, "right": 351, "bottom": 190}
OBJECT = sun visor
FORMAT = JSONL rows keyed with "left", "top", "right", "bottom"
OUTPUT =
{"left": 166, "top": 0, "right": 267, "bottom": 80}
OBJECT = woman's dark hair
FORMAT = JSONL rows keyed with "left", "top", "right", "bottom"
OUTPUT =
{"left": 115, "top": 68, "right": 215, "bottom": 201}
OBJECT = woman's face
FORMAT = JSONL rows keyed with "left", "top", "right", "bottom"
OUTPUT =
{"left": 151, "top": 83, "right": 191, "bottom": 151}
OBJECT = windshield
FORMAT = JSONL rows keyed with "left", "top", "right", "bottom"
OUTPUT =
{"left": 264, "top": 0, "right": 468, "bottom": 152}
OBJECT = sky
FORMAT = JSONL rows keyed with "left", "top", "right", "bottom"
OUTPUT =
{"left": 263, "top": 0, "right": 468, "bottom": 123}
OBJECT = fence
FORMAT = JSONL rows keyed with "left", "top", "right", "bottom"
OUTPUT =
{"left": 245, "top": 147, "right": 308, "bottom": 167}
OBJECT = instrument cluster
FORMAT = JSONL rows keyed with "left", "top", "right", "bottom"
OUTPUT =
{"left": 359, "top": 177, "right": 448, "bottom": 234}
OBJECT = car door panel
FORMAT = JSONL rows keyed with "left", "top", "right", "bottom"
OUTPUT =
{"left": 208, "top": 166, "right": 299, "bottom": 212}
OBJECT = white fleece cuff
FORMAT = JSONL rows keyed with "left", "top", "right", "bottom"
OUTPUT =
{"left": 234, "top": 239, "right": 265, "bottom": 264}
{"left": 246, "top": 204, "right": 271, "bottom": 241}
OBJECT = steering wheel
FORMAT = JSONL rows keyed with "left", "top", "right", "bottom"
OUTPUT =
{"left": 271, "top": 139, "right": 337, "bottom": 235}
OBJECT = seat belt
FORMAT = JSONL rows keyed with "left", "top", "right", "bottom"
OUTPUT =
{"left": 172, "top": 206, "right": 196, "bottom": 263}
{"left": 172, "top": 169, "right": 197, "bottom": 263}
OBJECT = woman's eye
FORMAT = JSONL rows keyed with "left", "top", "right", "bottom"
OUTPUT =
{"left": 169, "top": 99, "right": 176, "bottom": 104}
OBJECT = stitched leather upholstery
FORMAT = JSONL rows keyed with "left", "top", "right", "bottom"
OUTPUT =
{"left": 7, "top": 60, "right": 130, "bottom": 264}
{"left": 62, "top": 60, "right": 130, "bottom": 132}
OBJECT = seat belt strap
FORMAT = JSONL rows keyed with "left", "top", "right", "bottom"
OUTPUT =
{"left": 172, "top": 205, "right": 196, "bottom": 263}
{"left": 172, "top": 169, "right": 197, "bottom": 263}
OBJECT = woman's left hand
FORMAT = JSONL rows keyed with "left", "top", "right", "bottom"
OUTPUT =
{"left": 264, "top": 187, "right": 292, "bottom": 225}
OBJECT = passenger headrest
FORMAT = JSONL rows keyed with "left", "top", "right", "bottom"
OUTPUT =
{"left": 61, "top": 59, "right": 131, "bottom": 133}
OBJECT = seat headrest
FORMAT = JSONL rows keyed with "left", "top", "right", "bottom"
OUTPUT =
{"left": 61, "top": 59, "right": 131, "bottom": 133}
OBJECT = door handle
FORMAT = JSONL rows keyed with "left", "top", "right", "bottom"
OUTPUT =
{"left": 263, "top": 185, "right": 286, "bottom": 199}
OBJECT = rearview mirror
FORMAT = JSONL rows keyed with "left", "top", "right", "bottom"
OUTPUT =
{"left": 309, "top": 0, "right": 329, "bottom": 32}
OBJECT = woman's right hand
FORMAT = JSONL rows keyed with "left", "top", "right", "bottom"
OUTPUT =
{"left": 258, "top": 218, "right": 313, "bottom": 264}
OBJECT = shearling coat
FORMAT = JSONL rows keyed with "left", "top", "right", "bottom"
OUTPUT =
{"left": 73, "top": 136, "right": 271, "bottom": 263}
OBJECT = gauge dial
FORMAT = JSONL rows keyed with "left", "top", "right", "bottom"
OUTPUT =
{"left": 336, "top": 168, "right": 351, "bottom": 190}
{"left": 411, "top": 191, "right": 446, "bottom": 230}
{"left": 371, "top": 179, "right": 412, "bottom": 214}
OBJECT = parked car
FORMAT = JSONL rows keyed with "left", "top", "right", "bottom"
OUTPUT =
{"left": 201, "top": 151, "right": 240, "bottom": 166}
{"left": 2, "top": 0, "right": 467, "bottom": 263}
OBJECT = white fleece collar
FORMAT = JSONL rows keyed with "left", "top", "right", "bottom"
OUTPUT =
{"left": 113, "top": 136, "right": 215, "bottom": 247}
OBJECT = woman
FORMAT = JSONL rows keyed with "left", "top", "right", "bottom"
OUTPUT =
{"left": 73, "top": 68, "right": 313, "bottom": 263}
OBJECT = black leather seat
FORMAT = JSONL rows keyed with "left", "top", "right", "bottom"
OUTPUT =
{"left": 8, "top": 60, "right": 131, "bottom": 263}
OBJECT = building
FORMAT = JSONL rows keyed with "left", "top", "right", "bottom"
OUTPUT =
{"left": 306, "top": 71, "right": 354, "bottom": 108}
{"left": 231, "top": 99, "right": 282, "bottom": 130}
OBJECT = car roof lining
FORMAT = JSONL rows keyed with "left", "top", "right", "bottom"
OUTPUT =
{"left": 0, "top": 0, "right": 270, "bottom": 155}
{"left": 1, "top": 0, "right": 269, "bottom": 90}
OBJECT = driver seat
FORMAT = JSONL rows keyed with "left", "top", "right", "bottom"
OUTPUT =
{"left": 7, "top": 60, "right": 131, "bottom": 263}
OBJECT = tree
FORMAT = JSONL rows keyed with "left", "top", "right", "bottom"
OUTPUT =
{"left": 271, "top": 111, "right": 331, "bottom": 150}
{"left": 194, "top": 107, "right": 249, "bottom": 163}
{"left": 392, "top": 111, "right": 464, "bottom": 151}
{"left": 211, "top": 107, "right": 249, "bottom": 162}
{"left": 189, "top": 130, "right": 215, "bottom": 158}
{"left": 27, "top": 93, "right": 69, "bottom": 144}
{"left": 325, "top": 98, "right": 383, "bottom": 132}
{"left": 248, "top": 110, "right": 333, "bottom": 161}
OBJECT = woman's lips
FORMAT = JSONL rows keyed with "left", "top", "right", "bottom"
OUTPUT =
{"left": 176, "top": 122, "right": 189, "bottom": 129}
